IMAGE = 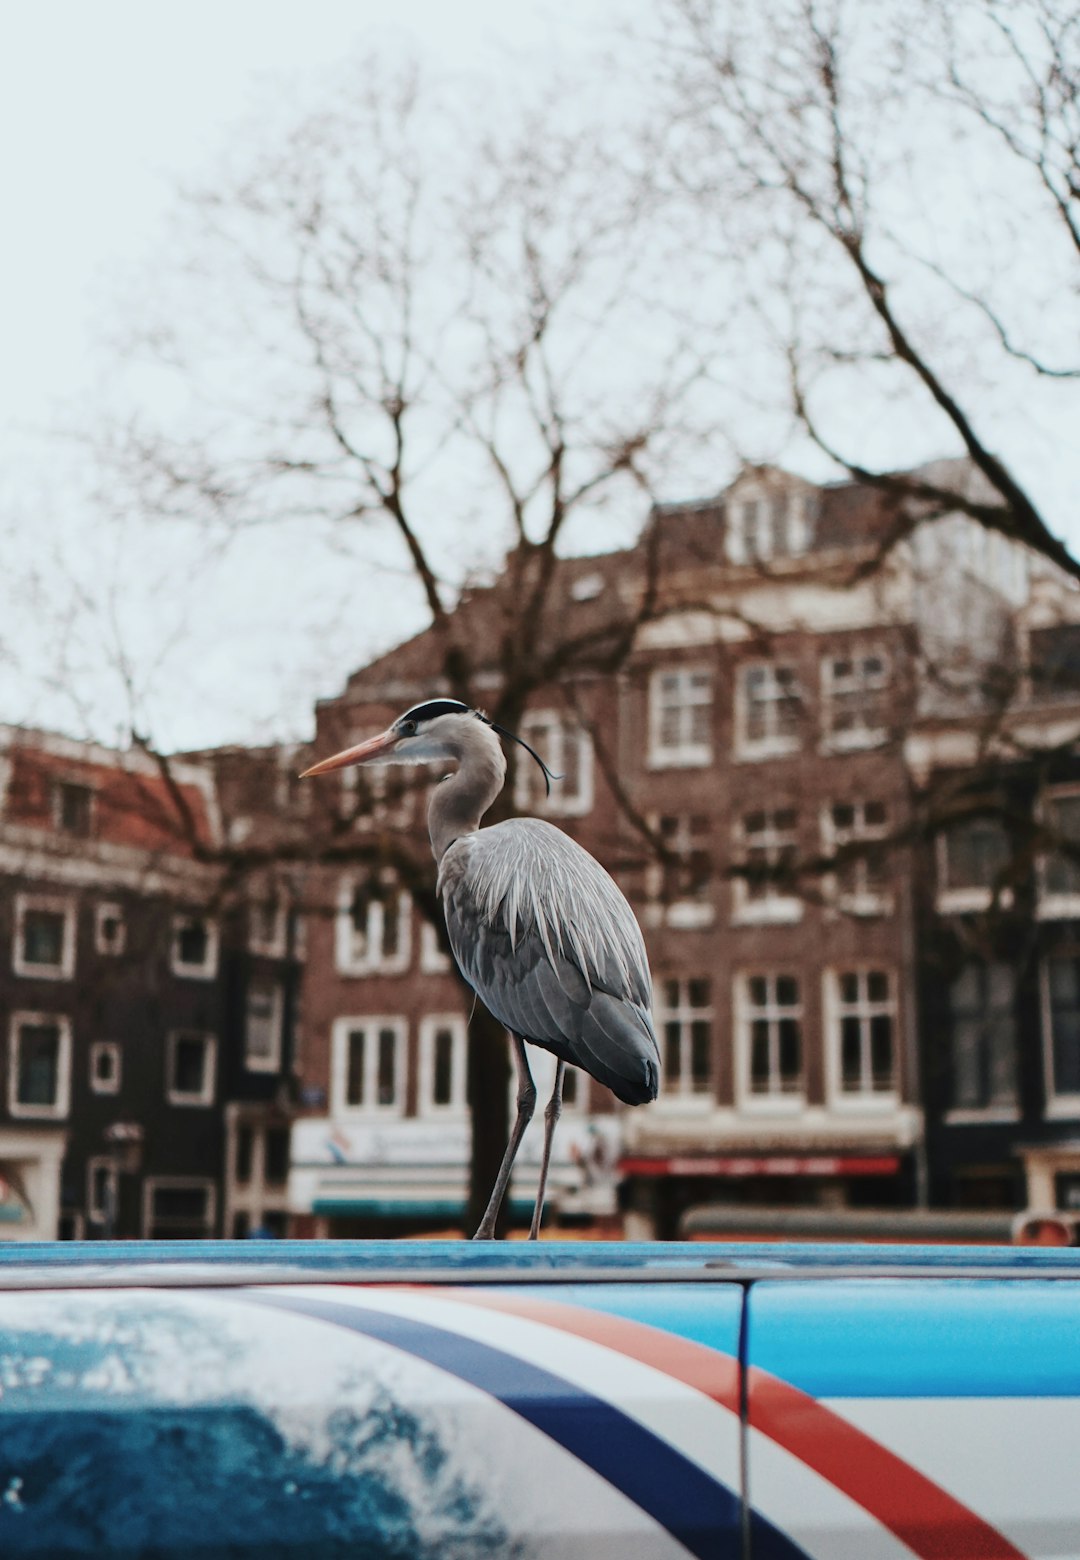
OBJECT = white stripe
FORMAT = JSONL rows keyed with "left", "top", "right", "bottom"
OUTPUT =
{"left": 266, "top": 1284, "right": 743, "bottom": 1493}
{"left": 745, "top": 1424, "right": 921, "bottom": 1560}
{"left": 828, "top": 1396, "right": 1080, "bottom": 1559}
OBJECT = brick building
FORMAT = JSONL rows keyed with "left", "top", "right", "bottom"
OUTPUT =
{"left": 0, "top": 729, "right": 301, "bottom": 1238}
{"left": 288, "top": 460, "right": 1059, "bottom": 1237}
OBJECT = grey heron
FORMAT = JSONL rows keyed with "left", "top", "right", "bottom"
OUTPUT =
{"left": 301, "top": 698, "right": 660, "bottom": 1239}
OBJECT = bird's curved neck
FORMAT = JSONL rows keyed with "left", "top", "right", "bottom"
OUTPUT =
{"left": 428, "top": 735, "right": 506, "bottom": 861}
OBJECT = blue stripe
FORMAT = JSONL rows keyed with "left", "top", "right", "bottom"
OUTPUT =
{"left": 239, "top": 1291, "right": 802, "bottom": 1560}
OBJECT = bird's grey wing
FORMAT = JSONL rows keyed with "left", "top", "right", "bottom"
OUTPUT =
{"left": 442, "top": 839, "right": 659, "bottom": 1105}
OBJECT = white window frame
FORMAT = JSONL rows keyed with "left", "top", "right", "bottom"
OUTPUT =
{"left": 331, "top": 1016, "right": 407, "bottom": 1118}
{"left": 86, "top": 1156, "right": 119, "bottom": 1226}
{"left": 945, "top": 959, "right": 1020, "bottom": 1122}
{"left": 8, "top": 1011, "right": 72, "bottom": 1119}
{"left": 89, "top": 1040, "right": 122, "bottom": 1096}
{"left": 418, "top": 1014, "right": 468, "bottom": 1117}
{"left": 170, "top": 912, "right": 220, "bottom": 980}
{"left": 735, "top": 972, "right": 806, "bottom": 1112}
{"left": 166, "top": 1030, "right": 217, "bottom": 1107}
{"left": 419, "top": 920, "right": 452, "bottom": 973}
{"left": 94, "top": 901, "right": 127, "bottom": 957}
{"left": 244, "top": 976, "right": 284, "bottom": 1073}
{"left": 822, "top": 800, "right": 893, "bottom": 917}
{"left": 1040, "top": 954, "right": 1080, "bottom": 1119}
{"left": 824, "top": 968, "right": 899, "bottom": 1109}
{"left": 643, "top": 814, "right": 714, "bottom": 930}
{"left": 732, "top": 810, "right": 802, "bottom": 925}
{"left": 335, "top": 873, "right": 412, "bottom": 976}
{"left": 13, "top": 893, "right": 76, "bottom": 980}
{"left": 821, "top": 649, "right": 890, "bottom": 750}
{"left": 142, "top": 1177, "right": 217, "bottom": 1239}
{"left": 647, "top": 667, "right": 712, "bottom": 769}
{"left": 654, "top": 978, "right": 714, "bottom": 1103}
{"left": 1037, "top": 787, "right": 1080, "bottom": 920}
{"left": 726, "top": 486, "right": 810, "bottom": 563}
{"left": 513, "top": 710, "right": 594, "bottom": 817}
{"left": 735, "top": 662, "right": 801, "bottom": 760}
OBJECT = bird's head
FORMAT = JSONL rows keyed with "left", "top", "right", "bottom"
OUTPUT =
{"left": 300, "top": 698, "right": 559, "bottom": 794}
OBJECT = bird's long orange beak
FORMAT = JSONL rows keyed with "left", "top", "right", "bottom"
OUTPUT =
{"left": 300, "top": 728, "right": 400, "bottom": 778}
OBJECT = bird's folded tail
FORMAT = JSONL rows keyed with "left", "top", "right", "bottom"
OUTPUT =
{"left": 575, "top": 991, "right": 660, "bottom": 1106}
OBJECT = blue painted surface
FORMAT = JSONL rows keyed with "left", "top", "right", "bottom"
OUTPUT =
{"left": 1, "top": 1238, "right": 1079, "bottom": 1281}
{"left": 521, "top": 1282, "right": 744, "bottom": 1357}
{"left": 748, "top": 1279, "right": 1080, "bottom": 1398}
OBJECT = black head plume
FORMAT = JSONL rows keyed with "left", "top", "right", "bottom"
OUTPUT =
{"left": 397, "top": 697, "right": 561, "bottom": 796}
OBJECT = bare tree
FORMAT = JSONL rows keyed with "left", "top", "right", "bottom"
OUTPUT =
{"left": 99, "top": 62, "right": 710, "bottom": 1231}
{"left": 655, "top": 0, "right": 1080, "bottom": 576}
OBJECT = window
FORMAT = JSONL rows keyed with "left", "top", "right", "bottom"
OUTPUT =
{"left": 937, "top": 817, "right": 1011, "bottom": 913}
{"left": 89, "top": 1040, "right": 121, "bottom": 1095}
{"left": 823, "top": 652, "right": 889, "bottom": 746}
{"left": 235, "top": 1124, "right": 254, "bottom": 1184}
{"left": 419, "top": 921, "right": 452, "bottom": 973}
{"left": 8, "top": 1013, "right": 71, "bottom": 1118}
{"left": 56, "top": 780, "right": 93, "bottom": 837}
{"left": 514, "top": 711, "right": 593, "bottom": 816}
{"left": 336, "top": 872, "right": 412, "bottom": 975}
{"left": 733, "top": 809, "right": 801, "bottom": 924}
{"left": 648, "top": 668, "right": 712, "bottom": 767}
{"left": 644, "top": 815, "right": 712, "bottom": 928}
{"left": 1042, "top": 954, "right": 1080, "bottom": 1111}
{"left": 824, "top": 800, "right": 891, "bottom": 915}
{"left": 245, "top": 976, "right": 284, "bottom": 1072}
{"left": 166, "top": 1031, "right": 216, "bottom": 1106}
{"left": 419, "top": 1015, "right": 468, "bottom": 1114}
{"left": 144, "top": 1180, "right": 215, "bottom": 1239}
{"left": 739, "top": 974, "right": 803, "bottom": 1104}
{"left": 248, "top": 893, "right": 287, "bottom": 956}
{"left": 948, "top": 962, "right": 1018, "bottom": 1114}
{"left": 829, "top": 970, "right": 896, "bottom": 1100}
{"left": 331, "top": 1017, "right": 406, "bottom": 1116}
{"left": 170, "top": 913, "right": 219, "bottom": 979}
{"left": 1039, "top": 791, "right": 1080, "bottom": 916}
{"left": 87, "top": 1158, "right": 118, "bottom": 1226}
{"left": 94, "top": 902, "right": 126, "bottom": 957}
{"left": 264, "top": 1127, "right": 290, "bottom": 1186}
{"left": 656, "top": 979, "right": 713, "bottom": 1098}
{"left": 14, "top": 894, "right": 75, "bottom": 979}
{"left": 340, "top": 763, "right": 412, "bottom": 830}
{"left": 737, "top": 664, "right": 801, "bottom": 757}
{"left": 726, "top": 488, "right": 811, "bottom": 563}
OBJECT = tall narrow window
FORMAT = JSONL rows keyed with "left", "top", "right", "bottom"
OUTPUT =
{"left": 419, "top": 1016, "right": 467, "bottom": 1114}
{"left": 938, "top": 817, "right": 1011, "bottom": 912}
{"left": 514, "top": 712, "right": 593, "bottom": 816}
{"left": 644, "top": 814, "right": 713, "bottom": 928}
{"left": 656, "top": 979, "right": 713, "bottom": 1098}
{"left": 734, "top": 809, "right": 801, "bottom": 923}
{"left": 948, "top": 962, "right": 1018, "bottom": 1112}
{"left": 823, "top": 652, "right": 890, "bottom": 746}
{"left": 336, "top": 873, "right": 411, "bottom": 975}
{"left": 166, "top": 1031, "right": 216, "bottom": 1106}
{"left": 648, "top": 669, "right": 712, "bottom": 767}
{"left": 831, "top": 970, "right": 896, "bottom": 1098}
{"left": 738, "top": 664, "right": 801, "bottom": 756}
{"left": 245, "top": 976, "right": 283, "bottom": 1072}
{"left": 170, "top": 913, "right": 219, "bottom": 979}
{"left": 741, "top": 974, "right": 803, "bottom": 1102}
{"left": 1040, "top": 791, "right": 1080, "bottom": 914}
{"left": 56, "top": 781, "right": 93, "bottom": 837}
{"left": 825, "top": 800, "right": 891, "bottom": 914}
{"left": 332, "top": 1018, "right": 405, "bottom": 1116}
{"left": 9, "top": 1014, "right": 71, "bottom": 1118}
{"left": 1043, "top": 954, "right": 1080, "bottom": 1107}
{"left": 14, "top": 895, "right": 75, "bottom": 979}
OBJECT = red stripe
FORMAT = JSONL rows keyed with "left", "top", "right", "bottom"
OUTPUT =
{"left": 441, "top": 1290, "right": 1027, "bottom": 1560}
{"left": 436, "top": 1289, "right": 740, "bottom": 1412}
{"left": 749, "top": 1368, "right": 1027, "bottom": 1560}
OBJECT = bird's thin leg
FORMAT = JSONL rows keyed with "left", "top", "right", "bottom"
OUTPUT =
{"left": 529, "top": 1060, "right": 565, "bottom": 1241}
{"left": 472, "top": 1035, "right": 535, "bottom": 1241}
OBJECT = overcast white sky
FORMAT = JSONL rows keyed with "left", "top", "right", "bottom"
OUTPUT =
{"left": 0, "top": 1, "right": 638, "bottom": 751}
{"left": 0, "top": 2, "right": 1076, "bottom": 754}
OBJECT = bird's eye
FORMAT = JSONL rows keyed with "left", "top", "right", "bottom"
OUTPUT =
{"left": 401, "top": 719, "right": 418, "bottom": 736}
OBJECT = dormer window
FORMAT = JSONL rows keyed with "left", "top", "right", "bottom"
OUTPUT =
{"left": 55, "top": 781, "right": 93, "bottom": 838}
{"left": 726, "top": 483, "right": 812, "bottom": 563}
